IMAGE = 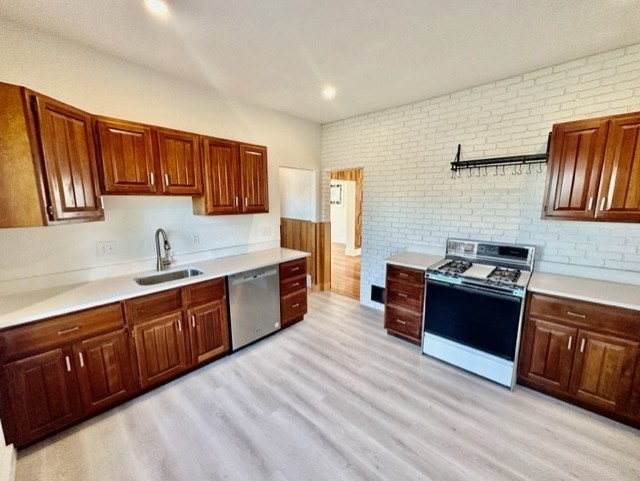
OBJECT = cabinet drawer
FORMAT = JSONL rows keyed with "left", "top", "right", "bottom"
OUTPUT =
{"left": 280, "top": 274, "right": 306, "bottom": 296}
{"left": 183, "top": 278, "right": 225, "bottom": 307}
{"left": 0, "top": 303, "right": 124, "bottom": 361}
{"left": 280, "top": 258, "right": 307, "bottom": 280}
{"left": 384, "top": 305, "right": 421, "bottom": 338}
{"left": 125, "top": 288, "right": 183, "bottom": 324}
{"left": 529, "top": 293, "right": 640, "bottom": 339}
{"left": 386, "top": 279, "right": 424, "bottom": 311}
{"left": 281, "top": 289, "right": 307, "bottom": 325}
{"left": 386, "top": 264, "right": 425, "bottom": 286}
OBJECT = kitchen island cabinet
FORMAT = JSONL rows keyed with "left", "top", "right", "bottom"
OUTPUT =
{"left": 518, "top": 292, "right": 640, "bottom": 426}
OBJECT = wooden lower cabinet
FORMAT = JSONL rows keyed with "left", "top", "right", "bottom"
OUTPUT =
{"left": 3, "top": 348, "right": 82, "bottom": 446}
{"left": 132, "top": 312, "right": 188, "bottom": 389}
{"left": 279, "top": 258, "right": 308, "bottom": 327}
{"left": 72, "top": 329, "right": 136, "bottom": 413}
{"left": 187, "top": 300, "right": 229, "bottom": 365}
{"left": 518, "top": 292, "right": 640, "bottom": 426}
{"left": 568, "top": 331, "right": 638, "bottom": 412}
{"left": 518, "top": 318, "right": 576, "bottom": 391}
{"left": 384, "top": 264, "right": 425, "bottom": 344}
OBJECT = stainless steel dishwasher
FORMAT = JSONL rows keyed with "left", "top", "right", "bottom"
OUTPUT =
{"left": 228, "top": 265, "right": 281, "bottom": 350}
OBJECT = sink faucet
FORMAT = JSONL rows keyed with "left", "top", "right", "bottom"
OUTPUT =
{"left": 155, "top": 228, "right": 172, "bottom": 271}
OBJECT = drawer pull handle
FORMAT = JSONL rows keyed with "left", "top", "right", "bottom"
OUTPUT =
{"left": 396, "top": 319, "right": 406, "bottom": 325}
{"left": 235, "top": 196, "right": 239, "bottom": 207}
{"left": 191, "top": 315, "right": 196, "bottom": 328}
{"left": 292, "top": 282, "right": 300, "bottom": 287}
{"left": 177, "top": 319, "right": 182, "bottom": 332}
{"left": 79, "top": 352, "right": 85, "bottom": 368}
{"left": 567, "top": 336, "right": 573, "bottom": 350}
{"left": 65, "top": 356, "right": 71, "bottom": 372}
{"left": 398, "top": 293, "right": 408, "bottom": 298}
{"left": 292, "top": 303, "right": 300, "bottom": 308}
{"left": 58, "top": 326, "right": 80, "bottom": 335}
{"left": 245, "top": 197, "right": 248, "bottom": 207}
{"left": 600, "top": 197, "right": 607, "bottom": 211}
{"left": 291, "top": 267, "right": 300, "bottom": 272}
{"left": 398, "top": 273, "right": 409, "bottom": 278}
{"left": 164, "top": 173, "right": 170, "bottom": 186}
{"left": 587, "top": 196, "right": 594, "bottom": 211}
{"left": 566, "top": 311, "right": 586, "bottom": 319}
{"left": 580, "top": 338, "right": 586, "bottom": 353}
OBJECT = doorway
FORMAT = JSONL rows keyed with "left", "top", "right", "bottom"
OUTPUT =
{"left": 329, "top": 168, "right": 363, "bottom": 300}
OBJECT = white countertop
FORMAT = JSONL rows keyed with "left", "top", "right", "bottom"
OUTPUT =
{"left": 528, "top": 272, "right": 640, "bottom": 312}
{"left": 0, "top": 248, "right": 309, "bottom": 330}
{"left": 385, "top": 252, "right": 443, "bottom": 271}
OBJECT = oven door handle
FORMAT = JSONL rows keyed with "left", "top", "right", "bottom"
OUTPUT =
{"left": 426, "top": 280, "right": 521, "bottom": 303}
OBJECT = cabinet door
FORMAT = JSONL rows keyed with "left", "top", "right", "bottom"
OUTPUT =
{"left": 596, "top": 113, "right": 640, "bottom": 222}
{"left": 518, "top": 318, "right": 577, "bottom": 392}
{"left": 199, "top": 137, "right": 240, "bottom": 214}
{"left": 34, "top": 94, "right": 103, "bottom": 221}
{"left": 157, "top": 128, "right": 202, "bottom": 195}
{"left": 569, "top": 331, "right": 638, "bottom": 412}
{"left": 96, "top": 118, "right": 157, "bottom": 194}
{"left": 133, "top": 312, "right": 188, "bottom": 388}
{"left": 3, "top": 348, "right": 81, "bottom": 445}
{"left": 187, "top": 300, "right": 229, "bottom": 365}
{"left": 543, "top": 118, "right": 609, "bottom": 219}
{"left": 73, "top": 329, "right": 136, "bottom": 413}
{"left": 239, "top": 144, "right": 268, "bottom": 213}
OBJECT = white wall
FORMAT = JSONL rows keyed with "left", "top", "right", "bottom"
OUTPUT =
{"left": 279, "top": 167, "right": 317, "bottom": 221}
{"left": 322, "top": 43, "right": 640, "bottom": 307}
{"left": 0, "top": 20, "right": 322, "bottom": 294}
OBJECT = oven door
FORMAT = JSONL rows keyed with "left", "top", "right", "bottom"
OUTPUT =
{"left": 424, "top": 279, "right": 522, "bottom": 361}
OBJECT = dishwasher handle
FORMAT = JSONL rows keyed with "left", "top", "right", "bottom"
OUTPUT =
{"left": 230, "top": 267, "right": 278, "bottom": 285}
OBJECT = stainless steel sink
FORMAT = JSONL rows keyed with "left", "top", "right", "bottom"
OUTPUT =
{"left": 134, "top": 268, "right": 204, "bottom": 286}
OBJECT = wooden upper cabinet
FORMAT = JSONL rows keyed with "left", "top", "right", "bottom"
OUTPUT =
{"left": 543, "top": 117, "right": 609, "bottom": 220}
{"left": 0, "top": 82, "right": 104, "bottom": 227}
{"left": 239, "top": 143, "right": 269, "bottom": 213}
{"left": 596, "top": 113, "right": 640, "bottom": 222}
{"left": 194, "top": 137, "right": 240, "bottom": 215}
{"left": 157, "top": 128, "right": 202, "bottom": 195}
{"left": 33, "top": 94, "right": 104, "bottom": 222}
{"left": 96, "top": 118, "right": 157, "bottom": 194}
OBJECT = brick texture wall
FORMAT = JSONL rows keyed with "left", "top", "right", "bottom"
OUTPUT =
{"left": 321, "top": 44, "right": 640, "bottom": 308}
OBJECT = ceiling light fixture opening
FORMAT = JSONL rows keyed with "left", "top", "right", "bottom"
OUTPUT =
{"left": 322, "top": 86, "right": 336, "bottom": 100}
{"left": 145, "top": 0, "right": 169, "bottom": 18}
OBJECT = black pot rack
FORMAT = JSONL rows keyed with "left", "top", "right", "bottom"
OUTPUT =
{"left": 450, "top": 133, "right": 550, "bottom": 177}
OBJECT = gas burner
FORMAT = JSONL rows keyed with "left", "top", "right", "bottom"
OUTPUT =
{"left": 487, "top": 267, "right": 521, "bottom": 286}
{"left": 437, "top": 260, "right": 472, "bottom": 276}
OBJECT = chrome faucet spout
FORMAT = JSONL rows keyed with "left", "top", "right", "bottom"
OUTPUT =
{"left": 155, "top": 228, "right": 172, "bottom": 271}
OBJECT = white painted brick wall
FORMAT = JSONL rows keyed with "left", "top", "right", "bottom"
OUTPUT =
{"left": 321, "top": 44, "right": 640, "bottom": 308}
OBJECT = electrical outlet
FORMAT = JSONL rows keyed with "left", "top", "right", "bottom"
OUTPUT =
{"left": 260, "top": 226, "right": 272, "bottom": 237}
{"left": 191, "top": 233, "right": 200, "bottom": 245}
{"left": 96, "top": 241, "right": 117, "bottom": 258}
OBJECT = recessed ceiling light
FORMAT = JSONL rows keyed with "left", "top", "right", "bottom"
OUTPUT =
{"left": 145, "top": 0, "right": 169, "bottom": 18}
{"left": 322, "top": 86, "right": 336, "bottom": 100}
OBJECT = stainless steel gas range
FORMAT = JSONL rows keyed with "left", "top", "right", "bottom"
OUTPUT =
{"left": 422, "top": 238, "right": 535, "bottom": 389}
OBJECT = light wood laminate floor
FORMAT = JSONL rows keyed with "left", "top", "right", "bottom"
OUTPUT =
{"left": 331, "top": 243, "right": 361, "bottom": 299}
{"left": 16, "top": 292, "right": 640, "bottom": 481}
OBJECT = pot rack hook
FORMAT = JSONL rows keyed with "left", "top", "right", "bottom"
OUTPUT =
{"left": 457, "top": 169, "right": 461, "bottom": 178}
{"left": 501, "top": 165, "right": 506, "bottom": 175}
{"left": 494, "top": 165, "right": 499, "bottom": 176}
{"left": 527, "top": 164, "right": 532, "bottom": 174}
{"left": 537, "top": 163, "right": 543, "bottom": 174}
{"left": 517, "top": 164, "right": 523, "bottom": 175}
{"left": 512, "top": 165, "right": 518, "bottom": 175}
{"left": 483, "top": 166, "right": 488, "bottom": 176}
{"left": 468, "top": 169, "right": 473, "bottom": 178}
{"left": 476, "top": 168, "right": 481, "bottom": 177}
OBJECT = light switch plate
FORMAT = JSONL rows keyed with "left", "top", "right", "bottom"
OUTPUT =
{"left": 96, "top": 241, "right": 117, "bottom": 257}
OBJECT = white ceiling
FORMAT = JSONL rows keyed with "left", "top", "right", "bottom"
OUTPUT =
{"left": 2, "top": 1, "right": 640, "bottom": 124}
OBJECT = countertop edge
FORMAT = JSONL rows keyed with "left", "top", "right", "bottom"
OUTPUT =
{"left": 0, "top": 248, "right": 310, "bottom": 330}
